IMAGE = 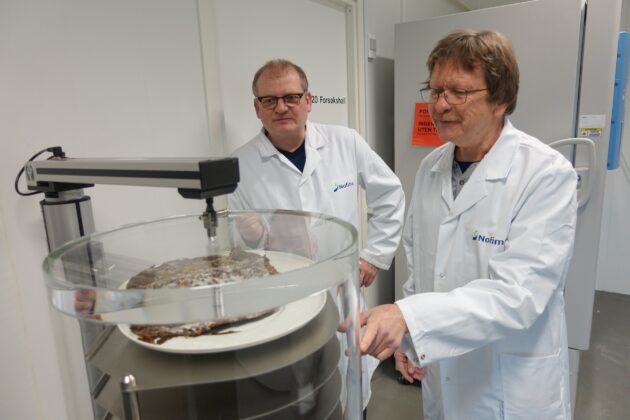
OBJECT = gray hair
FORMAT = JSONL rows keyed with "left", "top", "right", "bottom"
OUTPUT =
{"left": 252, "top": 59, "right": 309, "bottom": 96}
{"left": 427, "top": 30, "right": 519, "bottom": 115}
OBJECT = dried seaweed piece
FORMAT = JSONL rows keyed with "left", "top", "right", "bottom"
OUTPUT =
{"left": 130, "top": 311, "right": 274, "bottom": 345}
{"left": 127, "top": 249, "right": 278, "bottom": 345}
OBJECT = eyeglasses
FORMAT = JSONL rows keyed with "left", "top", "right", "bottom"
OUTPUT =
{"left": 256, "top": 92, "right": 306, "bottom": 109}
{"left": 420, "top": 87, "right": 488, "bottom": 105}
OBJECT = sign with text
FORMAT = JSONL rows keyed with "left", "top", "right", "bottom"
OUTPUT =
{"left": 411, "top": 103, "right": 445, "bottom": 147}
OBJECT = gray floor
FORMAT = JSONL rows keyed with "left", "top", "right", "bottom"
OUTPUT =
{"left": 575, "top": 291, "right": 630, "bottom": 420}
{"left": 367, "top": 291, "right": 630, "bottom": 419}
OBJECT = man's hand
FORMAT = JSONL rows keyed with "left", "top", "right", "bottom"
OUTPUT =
{"left": 74, "top": 288, "right": 101, "bottom": 320}
{"left": 359, "top": 304, "right": 408, "bottom": 360}
{"left": 235, "top": 214, "right": 264, "bottom": 243}
{"left": 394, "top": 350, "right": 425, "bottom": 383}
{"left": 359, "top": 258, "right": 379, "bottom": 287}
{"left": 74, "top": 288, "right": 95, "bottom": 315}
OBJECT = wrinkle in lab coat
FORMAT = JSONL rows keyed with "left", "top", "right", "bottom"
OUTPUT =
{"left": 397, "top": 119, "right": 577, "bottom": 420}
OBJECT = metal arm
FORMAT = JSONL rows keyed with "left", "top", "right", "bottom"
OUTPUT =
{"left": 25, "top": 155, "right": 239, "bottom": 200}
{"left": 22, "top": 148, "right": 239, "bottom": 237}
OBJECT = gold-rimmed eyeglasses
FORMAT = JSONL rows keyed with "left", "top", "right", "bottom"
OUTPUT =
{"left": 420, "top": 87, "right": 487, "bottom": 105}
{"left": 256, "top": 92, "right": 306, "bottom": 109}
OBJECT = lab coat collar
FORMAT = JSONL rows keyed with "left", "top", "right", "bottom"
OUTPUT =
{"left": 430, "top": 143, "right": 456, "bottom": 175}
{"left": 255, "top": 128, "right": 284, "bottom": 159}
{"left": 430, "top": 142, "right": 457, "bottom": 209}
{"left": 305, "top": 122, "right": 327, "bottom": 150}
{"left": 255, "top": 121, "right": 326, "bottom": 159}
{"left": 254, "top": 123, "right": 324, "bottom": 180}
{"left": 429, "top": 118, "right": 517, "bottom": 178}
{"left": 437, "top": 118, "right": 519, "bottom": 218}
{"left": 481, "top": 118, "right": 518, "bottom": 181}
{"left": 302, "top": 122, "right": 323, "bottom": 180}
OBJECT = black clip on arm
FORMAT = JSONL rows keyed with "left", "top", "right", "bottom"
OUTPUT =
{"left": 201, "top": 197, "right": 218, "bottom": 238}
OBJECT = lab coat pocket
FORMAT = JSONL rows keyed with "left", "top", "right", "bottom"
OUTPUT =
{"left": 500, "top": 352, "right": 565, "bottom": 420}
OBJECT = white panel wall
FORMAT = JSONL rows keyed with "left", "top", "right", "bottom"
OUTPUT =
{"left": 402, "top": 0, "right": 467, "bottom": 24}
{"left": 366, "top": 0, "right": 469, "bottom": 62}
{"left": 596, "top": 0, "right": 630, "bottom": 295}
{"left": 455, "top": 0, "right": 524, "bottom": 10}
{"left": 365, "top": 1, "right": 401, "bottom": 61}
{"left": 0, "top": 1, "right": 210, "bottom": 418}
{"left": 211, "top": 0, "right": 349, "bottom": 154}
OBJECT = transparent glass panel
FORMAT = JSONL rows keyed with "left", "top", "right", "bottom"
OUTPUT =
{"left": 43, "top": 210, "right": 362, "bottom": 419}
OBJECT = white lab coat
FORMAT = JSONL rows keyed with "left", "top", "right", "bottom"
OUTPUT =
{"left": 229, "top": 122, "right": 405, "bottom": 408}
{"left": 397, "top": 119, "right": 577, "bottom": 420}
{"left": 229, "top": 122, "right": 404, "bottom": 270}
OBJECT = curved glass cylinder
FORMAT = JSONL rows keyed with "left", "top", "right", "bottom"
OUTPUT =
{"left": 43, "top": 210, "right": 362, "bottom": 420}
{"left": 44, "top": 210, "right": 357, "bottom": 324}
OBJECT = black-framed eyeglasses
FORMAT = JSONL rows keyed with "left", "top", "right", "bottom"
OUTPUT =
{"left": 256, "top": 92, "right": 306, "bottom": 109}
{"left": 420, "top": 87, "right": 488, "bottom": 105}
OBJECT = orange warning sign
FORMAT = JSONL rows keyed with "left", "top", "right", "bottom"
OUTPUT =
{"left": 411, "top": 103, "right": 445, "bottom": 147}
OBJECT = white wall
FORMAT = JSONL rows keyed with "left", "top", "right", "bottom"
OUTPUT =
{"left": 209, "top": 0, "right": 349, "bottom": 154}
{"left": 596, "top": 0, "right": 630, "bottom": 295}
{"left": 0, "top": 1, "right": 371, "bottom": 418}
{"left": 0, "top": 1, "right": 211, "bottom": 418}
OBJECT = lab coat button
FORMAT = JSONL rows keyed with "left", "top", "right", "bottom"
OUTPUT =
{"left": 439, "top": 273, "right": 445, "bottom": 278}
{"left": 420, "top": 354, "right": 426, "bottom": 360}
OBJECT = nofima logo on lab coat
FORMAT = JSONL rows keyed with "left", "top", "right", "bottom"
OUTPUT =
{"left": 333, "top": 181, "right": 355, "bottom": 192}
{"left": 472, "top": 231, "right": 505, "bottom": 246}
